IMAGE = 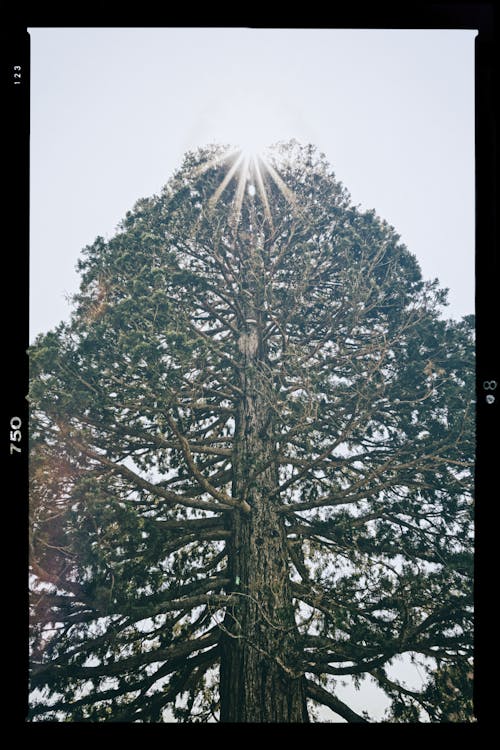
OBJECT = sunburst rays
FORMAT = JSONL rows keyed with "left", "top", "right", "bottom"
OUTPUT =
{"left": 252, "top": 155, "right": 274, "bottom": 228}
{"left": 230, "top": 154, "right": 250, "bottom": 232}
{"left": 191, "top": 147, "right": 240, "bottom": 181}
{"left": 207, "top": 152, "right": 244, "bottom": 210}
{"left": 203, "top": 145, "right": 298, "bottom": 233}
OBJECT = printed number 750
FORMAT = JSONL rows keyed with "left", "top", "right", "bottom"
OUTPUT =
{"left": 10, "top": 417, "right": 22, "bottom": 453}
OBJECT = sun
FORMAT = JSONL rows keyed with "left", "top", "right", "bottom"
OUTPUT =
{"left": 238, "top": 133, "right": 268, "bottom": 162}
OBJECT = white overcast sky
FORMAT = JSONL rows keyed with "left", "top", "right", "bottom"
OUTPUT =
{"left": 29, "top": 27, "right": 476, "bottom": 343}
{"left": 28, "top": 27, "right": 477, "bottom": 721}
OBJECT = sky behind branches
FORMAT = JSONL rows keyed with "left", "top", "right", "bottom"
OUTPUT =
{"left": 28, "top": 27, "right": 476, "bottom": 720}
{"left": 29, "top": 27, "right": 476, "bottom": 344}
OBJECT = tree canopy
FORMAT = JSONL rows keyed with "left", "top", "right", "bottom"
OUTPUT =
{"left": 29, "top": 141, "right": 474, "bottom": 722}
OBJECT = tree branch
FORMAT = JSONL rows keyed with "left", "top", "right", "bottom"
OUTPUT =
{"left": 32, "top": 627, "right": 222, "bottom": 682}
{"left": 64, "top": 429, "right": 235, "bottom": 513}
{"left": 306, "top": 680, "right": 368, "bottom": 723}
{"left": 166, "top": 413, "right": 251, "bottom": 513}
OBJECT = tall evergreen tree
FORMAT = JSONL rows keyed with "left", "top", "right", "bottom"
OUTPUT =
{"left": 29, "top": 142, "right": 474, "bottom": 723}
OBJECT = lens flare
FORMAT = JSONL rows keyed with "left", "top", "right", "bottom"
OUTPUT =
{"left": 205, "top": 143, "right": 298, "bottom": 233}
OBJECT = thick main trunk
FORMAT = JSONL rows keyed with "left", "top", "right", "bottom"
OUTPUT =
{"left": 219, "top": 507, "right": 309, "bottom": 722}
{"left": 219, "top": 323, "right": 309, "bottom": 723}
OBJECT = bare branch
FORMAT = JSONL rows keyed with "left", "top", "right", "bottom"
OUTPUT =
{"left": 306, "top": 680, "right": 368, "bottom": 723}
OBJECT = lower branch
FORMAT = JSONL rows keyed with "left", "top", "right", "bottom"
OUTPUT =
{"left": 306, "top": 680, "right": 368, "bottom": 723}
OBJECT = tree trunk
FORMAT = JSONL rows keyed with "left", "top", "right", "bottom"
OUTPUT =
{"left": 219, "top": 311, "right": 309, "bottom": 722}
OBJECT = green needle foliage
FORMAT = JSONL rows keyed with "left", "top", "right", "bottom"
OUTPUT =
{"left": 29, "top": 142, "right": 474, "bottom": 723}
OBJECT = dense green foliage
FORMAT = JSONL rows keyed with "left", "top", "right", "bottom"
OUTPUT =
{"left": 29, "top": 142, "right": 474, "bottom": 722}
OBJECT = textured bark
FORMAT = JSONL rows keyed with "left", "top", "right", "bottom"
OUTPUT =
{"left": 219, "top": 508, "right": 309, "bottom": 722}
{"left": 219, "top": 282, "right": 309, "bottom": 721}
